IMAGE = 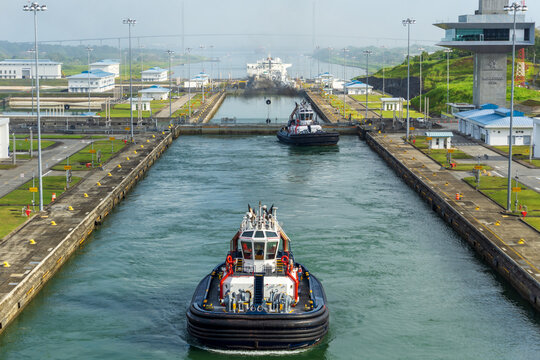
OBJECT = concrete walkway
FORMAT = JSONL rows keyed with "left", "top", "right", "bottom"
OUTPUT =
{"left": 155, "top": 93, "right": 195, "bottom": 118}
{"left": 0, "top": 139, "right": 91, "bottom": 198}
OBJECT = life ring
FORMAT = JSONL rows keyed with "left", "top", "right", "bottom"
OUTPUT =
{"left": 281, "top": 255, "right": 289, "bottom": 265}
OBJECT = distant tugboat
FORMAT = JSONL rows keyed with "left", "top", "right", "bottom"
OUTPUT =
{"left": 277, "top": 101, "right": 339, "bottom": 146}
{"left": 186, "top": 204, "right": 329, "bottom": 350}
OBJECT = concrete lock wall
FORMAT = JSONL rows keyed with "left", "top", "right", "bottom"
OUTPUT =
{"left": 0, "top": 130, "right": 177, "bottom": 333}
{"left": 365, "top": 133, "right": 540, "bottom": 312}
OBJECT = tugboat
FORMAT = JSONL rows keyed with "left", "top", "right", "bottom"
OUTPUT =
{"left": 186, "top": 204, "right": 329, "bottom": 350}
{"left": 277, "top": 101, "right": 339, "bottom": 146}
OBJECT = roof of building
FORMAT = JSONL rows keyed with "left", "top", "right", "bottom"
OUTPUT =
{"left": 128, "top": 97, "right": 153, "bottom": 102}
{"left": 425, "top": 131, "right": 454, "bottom": 138}
{"left": 142, "top": 67, "right": 167, "bottom": 74}
{"left": 91, "top": 59, "right": 120, "bottom": 66}
{"left": 381, "top": 97, "right": 404, "bottom": 102}
{"left": 455, "top": 103, "right": 533, "bottom": 129}
{"left": 67, "top": 69, "right": 115, "bottom": 79}
{"left": 139, "top": 85, "right": 170, "bottom": 93}
{"left": 0, "top": 59, "right": 61, "bottom": 65}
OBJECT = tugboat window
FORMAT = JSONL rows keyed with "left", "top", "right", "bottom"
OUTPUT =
{"left": 266, "top": 231, "right": 278, "bottom": 238}
{"left": 254, "top": 242, "right": 265, "bottom": 260}
{"left": 266, "top": 241, "right": 278, "bottom": 259}
{"left": 241, "top": 241, "right": 253, "bottom": 259}
{"left": 254, "top": 231, "right": 265, "bottom": 238}
{"left": 242, "top": 231, "right": 253, "bottom": 238}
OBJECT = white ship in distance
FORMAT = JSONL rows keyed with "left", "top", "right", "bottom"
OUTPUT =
{"left": 246, "top": 55, "right": 292, "bottom": 85}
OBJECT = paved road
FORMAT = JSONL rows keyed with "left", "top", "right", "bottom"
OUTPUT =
{"left": 155, "top": 94, "right": 195, "bottom": 118}
{"left": 0, "top": 139, "right": 90, "bottom": 198}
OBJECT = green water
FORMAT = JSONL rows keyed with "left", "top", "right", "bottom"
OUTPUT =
{"left": 1, "top": 136, "right": 539, "bottom": 360}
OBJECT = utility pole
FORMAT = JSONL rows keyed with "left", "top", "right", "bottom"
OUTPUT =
{"left": 402, "top": 18, "right": 416, "bottom": 140}
{"left": 86, "top": 46, "right": 93, "bottom": 112}
{"left": 363, "top": 50, "right": 373, "bottom": 120}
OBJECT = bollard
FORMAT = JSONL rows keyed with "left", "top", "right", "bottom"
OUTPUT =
{"left": 51, "top": 192, "right": 56, "bottom": 202}
{"left": 83, "top": 193, "right": 88, "bottom": 198}
{"left": 29, "top": 239, "right": 36, "bottom": 244}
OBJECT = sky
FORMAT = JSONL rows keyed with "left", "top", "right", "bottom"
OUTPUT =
{"left": 1, "top": 0, "right": 538, "bottom": 53}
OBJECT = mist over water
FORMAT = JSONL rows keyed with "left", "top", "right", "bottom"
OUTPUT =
{"left": 0, "top": 136, "right": 539, "bottom": 359}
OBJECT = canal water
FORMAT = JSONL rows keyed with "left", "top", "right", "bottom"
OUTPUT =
{"left": 1, "top": 136, "right": 540, "bottom": 359}
{"left": 209, "top": 95, "right": 302, "bottom": 124}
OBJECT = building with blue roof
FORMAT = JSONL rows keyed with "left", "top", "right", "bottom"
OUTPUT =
{"left": 455, "top": 103, "right": 534, "bottom": 146}
{"left": 67, "top": 69, "right": 115, "bottom": 93}
{"left": 141, "top": 67, "right": 168, "bottom": 82}
{"left": 90, "top": 59, "right": 120, "bottom": 78}
{"left": 345, "top": 80, "right": 373, "bottom": 95}
{"left": 138, "top": 85, "right": 170, "bottom": 100}
{"left": 184, "top": 72, "right": 209, "bottom": 89}
{"left": 0, "top": 59, "right": 62, "bottom": 79}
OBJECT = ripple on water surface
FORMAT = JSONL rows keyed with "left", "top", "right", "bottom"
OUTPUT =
{"left": 0, "top": 136, "right": 540, "bottom": 360}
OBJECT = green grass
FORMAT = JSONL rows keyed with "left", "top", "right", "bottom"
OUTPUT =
{"left": 0, "top": 164, "right": 17, "bottom": 170}
{"left": 173, "top": 94, "right": 203, "bottom": 117}
{"left": 0, "top": 207, "right": 27, "bottom": 239}
{"left": 10, "top": 139, "right": 54, "bottom": 152}
{"left": 14, "top": 134, "right": 105, "bottom": 140}
{"left": 493, "top": 145, "right": 540, "bottom": 167}
{"left": 0, "top": 175, "right": 82, "bottom": 239}
{"left": 51, "top": 139, "right": 126, "bottom": 171}
{"left": 463, "top": 176, "right": 540, "bottom": 223}
{"left": 412, "top": 136, "right": 495, "bottom": 171}
{"left": 0, "top": 176, "right": 82, "bottom": 206}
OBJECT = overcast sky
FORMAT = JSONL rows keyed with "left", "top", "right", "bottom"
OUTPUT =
{"left": 1, "top": 0, "right": 538, "bottom": 52}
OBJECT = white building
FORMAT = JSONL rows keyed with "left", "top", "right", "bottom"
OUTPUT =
{"left": 533, "top": 117, "right": 540, "bottom": 158}
{"left": 141, "top": 67, "right": 168, "bottom": 82}
{"left": 345, "top": 80, "right": 373, "bottom": 95}
{"left": 129, "top": 97, "right": 152, "bottom": 111}
{"left": 455, "top": 104, "right": 534, "bottom": 146}
{"left": 67, "top": 69, "right": 115, "bottom": 93}
{"left": 184, "top": 72, "right": 209, "bottom": 89}
{"left": 0, "top": 59, "right": 62, "bottom": 79}
{"left": 382, "top": 98, "right": 404, "bottom": 112}
{"left": 0, "top": 118, "right": 9, "bottom": 159}
{"left": 425, "top": 131, "right": 453, "bottom": 150}
{"left": 138, "top": 85, "right": 170, "bottom": 101}
{"left": 90, "top": 59, "right": 120, "bottom": 78}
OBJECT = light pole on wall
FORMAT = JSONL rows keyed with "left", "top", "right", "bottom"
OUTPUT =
{"left": 23, "top": 1, "right": 47, "bottom": 212}
{"left": 123, "top": 18, "right": 136, "bottom": 142}
{"left": 402, "top": 18, "right": 416, "bottom": 140}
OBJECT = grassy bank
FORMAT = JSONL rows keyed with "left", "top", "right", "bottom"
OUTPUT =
{"left": 51, "top": 139, "right": 126, "bottom": 171}
{"left": 463, "top": 176, "right": 540, "bottom": 231}
{"left": 0, "top": 175, "right": 82, "bottom": 238}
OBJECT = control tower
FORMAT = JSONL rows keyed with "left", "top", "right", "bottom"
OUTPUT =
{"left": 434, "top": 0, "right": 535, "bottom": 107}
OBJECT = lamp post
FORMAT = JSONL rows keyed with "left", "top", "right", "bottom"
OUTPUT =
{"left": 186, "top": 47, "right": 192, "bottom": 119}
{"left": 504, "top": 2, "right": 527, "bottom": 212}
{"left": 418, "top": 47, "right": 425, "bottom": 115}
{"left": 199, "top": 45, "right": 205, "bottom": 102}
{"left": 316, "top": 45, "right": 320, "bottom": 79}
{"left": 402, "top": 18, "right": 416, "bottom": 140}
{"left": 209, "top": 45, "right": 214, "bottom": 91}
{"left": 342, "top": 48, "right": 348, "bottom": 119}
{"left": 123, "top": 18, "right": 136, "bottom": 142}
{"left": 86, "top": 46, "right": 93, "bottom": 112}
{"left": 23, "top": 2, "right": 47, "bottom": 212}
{"left": 381, "top": 45, "right": 386, "bottom": 95}
{"left": 444, "top": 49, "right": 452, "bottom": 114}
{"left": 363, "top": 50, "right": 373, "bottom": 120}
{"left": 27, "top": 49, "right": 35, "bottom": 116}
{"left": 166, "top": 50, "right": 174, "bottom": 119}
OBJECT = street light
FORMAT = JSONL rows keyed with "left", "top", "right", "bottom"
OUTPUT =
{"left": 166, "top": 50, "right": 174, "bottom": 119}
{"left": 199, "top": 45, "right": 205, "bottom": 102}
{"left": 504, "top": 2, "right": 527, "bottom": 212}
{"left": 27, "top": 49, "right": 35, "bottom": 116}
{"left": 402, "top": 18, "right": 416, "bottom": 140}
{"left": 342, "top": 48, "right": 348, "bottom": 119}
{"left": 86, "top": 46, "right": 93, "bottom": 112}
{"left": 363, "top": 50, "right": 373, "bottom": 121}
{"left": 123, "top": 18, "right": 136, "bottom": 142}
{"left": 23, "top": 2, "right": 47, "bottom": 212}
{"left": 209, "top": 45, "right": 214, "bottom": 91}
{"left": 381, "top": 45, "right": 386, "bottom": 95}
{"left": 186, "top": 47, "right": 192, "bottom": 119}
{"left": 418, "top": 47, "right": 425, "bottom": 115}
{"left": 444, "top": 49, "right": 452, "bottom": 114}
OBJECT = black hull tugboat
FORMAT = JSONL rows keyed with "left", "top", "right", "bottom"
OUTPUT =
{"left": 186, "top": 204, "right": 329, "bottom": 351}
{"left": 277, "top": 100, "right": 339, "bottom": 146}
